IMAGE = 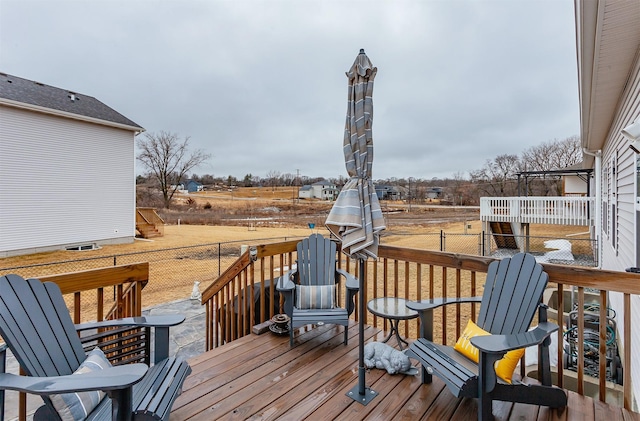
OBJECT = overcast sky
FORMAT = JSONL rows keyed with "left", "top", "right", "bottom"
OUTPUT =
{"left": 0, "top": 0, "right": 579, "bottom": 181}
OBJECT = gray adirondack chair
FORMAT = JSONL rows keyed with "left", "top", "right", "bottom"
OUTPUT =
{"left": 405, "top": 253, "right": 567, "bottom": 421}
{"left": 277, "top": 234, "right": 358, "bottom": 346}
{"left": 0, "top": 274, "right": 192, "bottom": 421}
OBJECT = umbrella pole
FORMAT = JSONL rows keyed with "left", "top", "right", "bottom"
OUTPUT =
{"left": 347, "top": 257, "right": 378, "bottom": 405}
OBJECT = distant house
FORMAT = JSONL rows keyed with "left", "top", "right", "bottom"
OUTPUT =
{"left": 375, "top": 185, "right": 402, "bottom": 200}
{"left": 298, "top": 180, "right": 338, "bottom": 200}
{"left": 186, "top": 180, "right": 203, "bottom": 193}
{"left": 298, "top": 185, "right": 313, "bottom": 199}
{"left": 0, "top": 73, "right": 144, "bottom": 257}
{"left": 426, "top": 187, "right": 444, "bottom": 199}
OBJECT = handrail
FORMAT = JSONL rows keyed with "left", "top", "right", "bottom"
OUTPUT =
{"left": 201, "top": 239, "right": 640, "bottom": 410}
{"left": 9, "top": 263, "right": 151, "bottom": 421}
{"left": 136, "top": 207, "right": 165, "bottom": 237}
{"left": 38, "top": 262, "right": 149, "bottom": 323}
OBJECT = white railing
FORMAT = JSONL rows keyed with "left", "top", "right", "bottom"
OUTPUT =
{"left": 480, "top": 196, "right": 595, "bottom": 226}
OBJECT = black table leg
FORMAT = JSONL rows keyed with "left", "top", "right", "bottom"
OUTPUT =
{"left": 381, "top": 318, "right": 408, "bottom": 350}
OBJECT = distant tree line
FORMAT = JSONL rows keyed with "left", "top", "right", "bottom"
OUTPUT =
{"left": 136, "top": 131, "right": 581, "bottom": 208}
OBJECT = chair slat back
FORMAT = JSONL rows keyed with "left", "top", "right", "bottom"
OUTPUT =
{"left": 476, "top": 253, "right": 548, "bottom": 335}
{"left": 296, "top": 234, "right": 337, "bottom": 286}
{"left": 0, "top": 274, "right": 86, "bottom": 377}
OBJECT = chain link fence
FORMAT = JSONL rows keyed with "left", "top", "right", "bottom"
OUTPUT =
{"left": 0, "top": 231, "right": 597, "bottom": 309}
{"left": 0, "top": 236, "right": 307, "bottom": 309}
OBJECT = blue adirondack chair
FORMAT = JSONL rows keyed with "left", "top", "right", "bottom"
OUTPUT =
{"left": 405, "top": 253, "right": 567, "bottom": 421}
{"left": 0, "top": 274, "right": 191, "bottom": 421}
{"left": 277, "top": 234, "right": 359, "bottom": 346}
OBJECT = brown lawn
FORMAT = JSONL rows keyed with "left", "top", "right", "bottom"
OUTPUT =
{"left": 0, "top": 189, "right": 590, "bottom": 335}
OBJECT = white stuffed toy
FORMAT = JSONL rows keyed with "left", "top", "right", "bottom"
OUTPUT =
{"left": 363, "top": 342, "right": 417, "bottom": 375}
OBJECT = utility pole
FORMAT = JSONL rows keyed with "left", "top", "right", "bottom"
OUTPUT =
{"left": 292, "top": 169, "right": 300, "bottom": 205}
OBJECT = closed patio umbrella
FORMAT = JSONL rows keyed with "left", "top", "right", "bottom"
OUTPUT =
{"left": 325, "top": 49, "right": 386, "bottom": 405}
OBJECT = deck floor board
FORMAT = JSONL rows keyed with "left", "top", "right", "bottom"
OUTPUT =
{"left": 172, "top": 320, "right": 638, "bottom": 420}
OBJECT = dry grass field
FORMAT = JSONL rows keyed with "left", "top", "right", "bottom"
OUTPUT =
{"left": 0, "top": 188, "right": 590, "bottom": 338}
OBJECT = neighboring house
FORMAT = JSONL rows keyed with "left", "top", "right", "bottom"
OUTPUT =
{"left": 321, "top": 185, "right": 339, "bottom": 201}
{"left": 186, "top": 179, "right": 203, "bottom": 193}
{"left": 298, "top": 185, "right": 313, "bottom": 199}
{"left": 298, "top": 180, "right": 338, "bottom": 200}
{"left": 375, "top": 185, "right": 403, "bottom": 200}
{"left": 426, "top": 187, "right": 443, "bottom": 200}
{"left": 0, "top": 73, "right": 144, "bottom": 257}
{"left": 514, "top": 168, "right": 593, "bottom": 197}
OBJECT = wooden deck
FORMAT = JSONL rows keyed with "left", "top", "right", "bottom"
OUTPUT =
{"left": 172, "top": 321, "right": 640, "bottom": 420}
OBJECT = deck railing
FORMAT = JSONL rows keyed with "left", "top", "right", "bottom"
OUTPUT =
{"left": 480, "top": 196, "right": 595, "bottom": 226}
{"left": 201, "top": 239, "right": 640, "bottom": 410}
{"left": 5, "top": 263, "right": 150, "bottom": 421}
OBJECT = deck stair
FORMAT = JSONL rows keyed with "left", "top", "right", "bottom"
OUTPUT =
{"left": 489, "top": 221, "right": 519, "bottom": 249}
{"left": 136, "top": 207, "right": 165, "bottom": 238}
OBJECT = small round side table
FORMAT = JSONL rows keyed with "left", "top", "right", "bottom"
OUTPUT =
{"left": 366, "top": 297, "right": 418, "bottom": 350}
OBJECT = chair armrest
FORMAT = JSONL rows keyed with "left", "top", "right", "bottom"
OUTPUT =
{"left": 336, "top": 269, "right": 359, "bottom": 316}
{"left": 275, "top": 274, "right": 295, "bottom": 318}
{"left": 275, "top": 274, "right": 296, "bottom": 292}
{"left": 336, "top": 268, "right": 359, "bottom": 291}
{"left": 408, "top": 297, "right": 482, "bottom": 341}
{"left": 76, "top": 315, "right": 185, "bottom": 364}
{"left": 470, "top": 322, "right": 559, "bottom": 354}
{"left": 406, "top": 296, "right": 482, "bottom": 312}
{"left": 75, "top": 315, "right": 185, "bottom": 332}
{"left": 0, "top": 364, "right": 147, "bottom": 395}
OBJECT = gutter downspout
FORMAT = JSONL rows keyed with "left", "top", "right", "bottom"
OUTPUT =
{"left": 583, "top": 148, "right": 602, "bottom": 268}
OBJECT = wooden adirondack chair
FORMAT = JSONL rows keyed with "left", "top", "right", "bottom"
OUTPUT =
{"left": 0, "top": 274, "right": 192, "bottom": 421}
{"left": 277, "top": 234, "right": 359, "bottom": 346}
{"left": 405, "top": 253, "right": 567, "bottom": 421}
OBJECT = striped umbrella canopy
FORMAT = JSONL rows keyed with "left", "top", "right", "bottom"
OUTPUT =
{"left": 326, "top": 49, "right": 386, "bottom": 260}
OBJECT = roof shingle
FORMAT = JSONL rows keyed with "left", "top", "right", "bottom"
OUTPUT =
{"left": 0, "top": 72, "right": 143, "bottom": 130}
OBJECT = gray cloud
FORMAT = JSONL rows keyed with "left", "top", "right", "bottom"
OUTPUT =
{"left": 1, "top": 0, "right": 579, "bottom": 181}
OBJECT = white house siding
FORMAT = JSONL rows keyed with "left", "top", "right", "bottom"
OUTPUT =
{"left": 597, "top": 51, "right": 640, "bottom": 408}
{"left": 563, "top": 175, "right": 588, "bottom": 195}
{"left": 0, "top": 105, "right": 135, "bottom": 256}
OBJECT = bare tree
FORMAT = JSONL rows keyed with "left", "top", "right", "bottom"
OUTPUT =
{"left": 470, "top": 154, "right": 521, "bottom": 197}
{"left": 265, "top": 170, "right": 281, "bottom": 191}
{"left": 137, "top": 131, "right": 211, "bottom": 208}
{"left": 450, "top": 171, "right": 474, "bottom": 205}
{"left": 521, "top": 135, "right": 581, "bottom": 171}
{"left": 521, "top": 135, "right": 582, "bottom": 195}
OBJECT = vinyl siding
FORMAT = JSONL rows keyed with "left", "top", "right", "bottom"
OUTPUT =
{"left": 598, "top": 47, "right": 640, "bottom": 408}
{"left": 0, "top": 105, "right": 135, "bottom": 256}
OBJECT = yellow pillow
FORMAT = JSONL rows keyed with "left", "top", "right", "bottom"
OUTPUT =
{"left": 454, "top": 319, "right": 525, "bottom": 383}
